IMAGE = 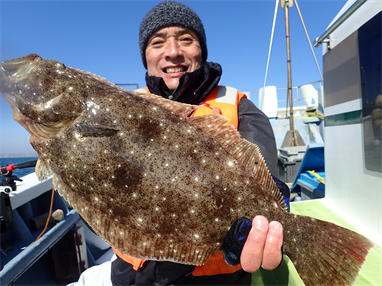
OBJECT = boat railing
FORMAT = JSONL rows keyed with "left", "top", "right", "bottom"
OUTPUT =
{"left": 245, "top": 79, "right": 323, "bottom": 108}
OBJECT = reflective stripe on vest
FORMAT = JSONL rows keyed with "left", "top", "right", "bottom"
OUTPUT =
{"left": 216, "top": 86, "right": 238, "bottom": 104}
{"left": 135, "top": 87, "right": 149, "bottom": 93}
{"left": 113, "top": 85, "right": 246, "bottom": 276}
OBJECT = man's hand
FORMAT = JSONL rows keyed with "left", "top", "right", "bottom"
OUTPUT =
{"left": 240, "top": 215, "right": 283, "bottom": 272}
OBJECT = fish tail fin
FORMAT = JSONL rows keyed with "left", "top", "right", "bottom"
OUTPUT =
{"left": 283, "top": 214, "right": 373, "bottom": 286}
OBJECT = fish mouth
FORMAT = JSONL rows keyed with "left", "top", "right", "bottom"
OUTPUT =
{"left": 0, "top": 54, "right": 41, "bottom": 109}
{"left": 1, "top": 54, "right": 40, "bottom": 77}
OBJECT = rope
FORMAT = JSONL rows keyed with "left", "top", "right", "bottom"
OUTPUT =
{"left": 261, "top": 0, "right": 279, "bottom": 108}
{"left": 308, "top": 170, "right": 325, "bottom": 184}
{"left": 306, "top": 109, "right": 325, "bottom": 120}
{"left": 294, "top": 0, "right": 323, "bottom": 81}
{"left": 30, "top": 186, "right": 55, "bottom": 245}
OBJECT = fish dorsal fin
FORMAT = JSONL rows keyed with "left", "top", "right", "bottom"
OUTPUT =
{"left": 134, "top": 92, "right": 198, "bottom": 118}
{"left": 189, "top": 114, "right": 287, "bottom": 210}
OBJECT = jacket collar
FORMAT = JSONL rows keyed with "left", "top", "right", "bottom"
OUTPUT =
{"left": 145, "top": 62, "right": 222, "bottom": 104}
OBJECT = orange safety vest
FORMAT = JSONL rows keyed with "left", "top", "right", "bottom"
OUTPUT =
{"left": 114, "top": 86, "right": 247, "bottom": 276}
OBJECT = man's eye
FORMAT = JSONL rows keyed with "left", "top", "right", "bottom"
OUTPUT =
{"left": 150, "top": 39, "right": 164, "bottom": 47}
{"left": 179, "top": 37, "right": 194, "bottom": 46}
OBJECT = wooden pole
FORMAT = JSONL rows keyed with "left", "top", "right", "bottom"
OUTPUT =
{"left": 284, "top": 2, "right": 296, "bottom": 146}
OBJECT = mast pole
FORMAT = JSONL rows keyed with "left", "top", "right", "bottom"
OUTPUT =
{"left": 283, "top": 0, "right": 296, "bottom": 146}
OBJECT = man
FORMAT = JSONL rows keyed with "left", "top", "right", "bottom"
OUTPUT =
{"left": 72, "top": 1, "right": 284, "bottom": 285}
{"left": 111, "top": 1, "right": 284, "bottom": 285}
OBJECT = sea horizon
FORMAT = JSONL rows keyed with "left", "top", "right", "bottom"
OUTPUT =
{"left": 0, "top": 153, "right": 38, "bottom": 158}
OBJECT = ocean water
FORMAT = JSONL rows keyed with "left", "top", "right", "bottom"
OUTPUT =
{"left": 0, "top": 157, "right": 38, "bottom": 181}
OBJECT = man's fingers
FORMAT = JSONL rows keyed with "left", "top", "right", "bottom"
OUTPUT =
{"left": 261, "top": 221, "right": 283, "bottom": 270}
{"left": 240, "top": 215, "right": 269, "bottom": 273}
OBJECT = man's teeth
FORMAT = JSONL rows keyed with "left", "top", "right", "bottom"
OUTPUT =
{"left": 165, "top": 67, "right": 184, "bottom": 73}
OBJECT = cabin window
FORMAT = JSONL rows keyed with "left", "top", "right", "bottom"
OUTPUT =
{"left": 359, "top": 12, "right": 382, "bottom": 173}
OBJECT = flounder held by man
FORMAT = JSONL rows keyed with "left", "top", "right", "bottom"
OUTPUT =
{"left": 0, "top": 54, "right": 373, "bottom": 285}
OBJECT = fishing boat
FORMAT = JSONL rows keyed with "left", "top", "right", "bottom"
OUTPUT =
{"left": 1, "top": 0, "right": 381, "bottom": 285}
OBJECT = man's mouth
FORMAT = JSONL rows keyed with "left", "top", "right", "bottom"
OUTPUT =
{"left": 163, "top": 66, "right": 187, "bottom": 73}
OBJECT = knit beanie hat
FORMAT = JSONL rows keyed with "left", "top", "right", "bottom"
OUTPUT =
{"left": 139, "top": 1, "right": 208, "bottom": 69}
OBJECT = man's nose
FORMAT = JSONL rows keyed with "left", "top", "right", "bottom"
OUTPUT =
{"left": 164, "top": 38, "right": 183, "bottom": 59}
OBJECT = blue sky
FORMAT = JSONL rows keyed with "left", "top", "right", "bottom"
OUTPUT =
{"left": 0, "top": 0, "right": 345, "bottom": 155}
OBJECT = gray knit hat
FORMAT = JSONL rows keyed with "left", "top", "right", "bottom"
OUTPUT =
{"left": 139, "top": 1, "right": 207, "bottom": 69}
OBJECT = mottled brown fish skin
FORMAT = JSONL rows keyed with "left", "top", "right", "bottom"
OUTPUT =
{"left": 0, "top": 54, "right": 373, "bottom": 286}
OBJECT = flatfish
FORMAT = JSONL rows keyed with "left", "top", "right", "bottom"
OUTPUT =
{"left": 0, "top": 54, "right": 373, "bottom": 285}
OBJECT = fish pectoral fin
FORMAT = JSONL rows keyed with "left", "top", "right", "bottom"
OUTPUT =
{"left": 78, "top": 125, "right": 119, "bottom": 137}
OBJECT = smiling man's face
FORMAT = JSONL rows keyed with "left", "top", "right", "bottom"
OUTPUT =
{"left": 145, "top": 26, "right": 202, "bottom": 91}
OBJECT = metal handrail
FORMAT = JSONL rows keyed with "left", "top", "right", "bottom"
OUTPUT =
{"left": 313, "top": 0, "right": 368, "bottom": 47}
